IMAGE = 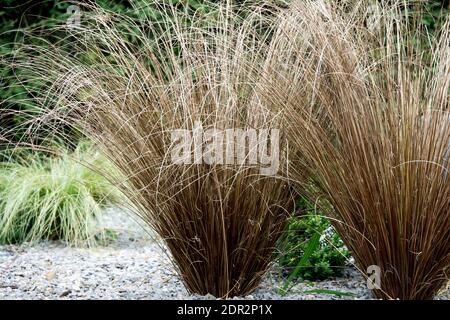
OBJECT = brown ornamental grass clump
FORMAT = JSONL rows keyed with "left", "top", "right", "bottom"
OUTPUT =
{"left": 265, "top": 0, "right": 449, "bottom": 299}
{"left": 5, "top": 1, "right": 296, "bottom": 297}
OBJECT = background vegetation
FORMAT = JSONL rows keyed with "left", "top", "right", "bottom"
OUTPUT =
{"left": 1, "top": 0, "right": 448, "bottom": 144}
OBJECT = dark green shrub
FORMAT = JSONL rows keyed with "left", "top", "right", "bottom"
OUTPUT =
{"left": 279, "top": 197, "right": 349, "bottom": 281}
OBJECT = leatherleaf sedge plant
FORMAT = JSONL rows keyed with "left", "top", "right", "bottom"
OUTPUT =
{"left": 3, "top": 1, "right": 298, "bottom": 297}
{"left": 262, "top": 0, "right": 449, "bottom": 299}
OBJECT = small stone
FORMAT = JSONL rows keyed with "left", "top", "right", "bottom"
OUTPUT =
{"left": 45, "top": 271, "right": 56, "bottom": 281}
{"left": 0, "top": 251, "right": 13, "bottom": 258}
{"left": 60, "top": 290, "right": 71, "bottom": 297}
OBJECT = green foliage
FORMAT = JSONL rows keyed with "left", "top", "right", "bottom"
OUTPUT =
{"left": 0, "top": 1, "right": 131, "bottom": 143}
{"left": 0, "top": 145, "right": 119, "bottom": 246}
{"left": 302, "top": 289, "right": 355, "bottom": 297}
{"left": 420, "top": 0, "right": 450, "bottom": 30}
{"left": 279, "top": 196, "right": 349, "bottom": 281}
{"left": 1, "top": 1, "right": 77, "bottom": 144}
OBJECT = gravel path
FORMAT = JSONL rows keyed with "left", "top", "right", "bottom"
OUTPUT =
{"left": 0, "top": 208, "right": 448, "bottom": 300}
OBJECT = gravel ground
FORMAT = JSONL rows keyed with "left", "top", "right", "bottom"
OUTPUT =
{"left": 0, "top": 208, "right": 448, "bottom": 300}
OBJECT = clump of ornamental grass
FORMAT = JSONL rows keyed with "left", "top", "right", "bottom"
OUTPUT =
{"left": 0, "top": 145, "right": 118, "bottom": 246}
{"left": 264, "top": 0, "right": 449, "bottom": 299}
{"left": 4, "top": 1, "right": 296, "bottom": 297}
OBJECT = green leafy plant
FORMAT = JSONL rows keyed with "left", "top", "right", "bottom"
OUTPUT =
{"left": 279, "top": 197, "right": 349, "bottom": 283}
{"left": 302, "top": 289, "right": 355, "bottom": 297}
{"left": 0, "top": 145, "right": 120, "bottom": 246}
